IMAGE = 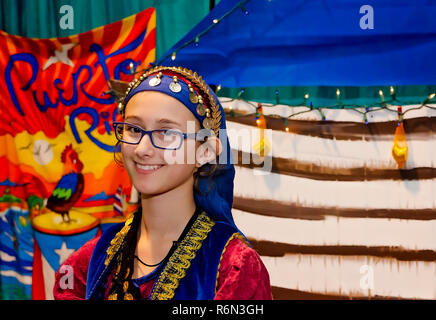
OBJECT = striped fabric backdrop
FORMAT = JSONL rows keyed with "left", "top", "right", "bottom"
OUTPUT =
{"left": 222, "top": 98, "right": 436, "bottom": 300}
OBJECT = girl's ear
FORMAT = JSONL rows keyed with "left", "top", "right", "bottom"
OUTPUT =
{"left": 196, "top": 136, "right": 222, "bottom": 167}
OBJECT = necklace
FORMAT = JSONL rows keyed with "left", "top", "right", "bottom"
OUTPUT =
{"left": 134, "top": 206, "right": 201, "bottom": 268}
{"left": 134, "top": 241, "right": 178, "bottom": 267}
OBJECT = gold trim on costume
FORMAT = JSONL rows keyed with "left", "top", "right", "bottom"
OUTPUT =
{"left": 105, "top": 213, "right": 134, "bottom": 267}
{"left": 149, "top": 211, "right": 215, "bottom": 300}
{"left": 108, "top": 293, "right": 117, "bottom": 300}
{"left": 214, "top": 232, "right": 250, "bottom": 295}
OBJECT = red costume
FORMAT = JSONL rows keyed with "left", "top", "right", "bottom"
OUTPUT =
{"left": 53, "top": 234, "right": 272, "bottom": 300}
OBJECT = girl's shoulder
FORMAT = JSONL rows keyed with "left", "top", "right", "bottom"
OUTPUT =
{"left": 215, "top": 235, "right": 273, "bottom": 300}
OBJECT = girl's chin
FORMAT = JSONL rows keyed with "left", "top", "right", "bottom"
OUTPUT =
{"left": 133, "top": 184, "right": 166, "bottom": 196}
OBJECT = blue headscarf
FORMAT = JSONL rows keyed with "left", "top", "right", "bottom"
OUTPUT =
{"left": 121, "top": 66, "right": 236, "bottom": 227}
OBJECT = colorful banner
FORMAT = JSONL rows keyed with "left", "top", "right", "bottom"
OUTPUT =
{"left": 0, "top": 8, "right": 155, "bottom": 299}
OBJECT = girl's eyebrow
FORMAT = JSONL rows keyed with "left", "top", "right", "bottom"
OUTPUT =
{"left": 156, "top": 118, "right": 182, "bottom": 127}
{"left": 124, "top": 116, "right": 182, "bottom": 127}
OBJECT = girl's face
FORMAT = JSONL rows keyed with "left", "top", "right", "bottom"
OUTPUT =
{"left": 121, "top": 91, "right": 201, "bottom": 196}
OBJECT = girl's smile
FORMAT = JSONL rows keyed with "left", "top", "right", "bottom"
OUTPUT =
{"left": 134, "top": 162, "right": 165, "bottom": 174}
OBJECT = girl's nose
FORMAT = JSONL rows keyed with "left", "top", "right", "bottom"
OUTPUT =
{"left": 134, "top": 133, "right": 155, "bottom": 158}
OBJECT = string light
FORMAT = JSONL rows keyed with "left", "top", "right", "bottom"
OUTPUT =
{"left": 424, "top": 93, "right": 435, "bottom": 104}
{"left": 229, "top": 104, "right": 234, "bottom": 117}
{"left": 336, "top": 88, "right": 341, "bottom": 104}
{"left": 216, "top": 84, "right": 222, "bottom": 93}
{"left": 255, "top": 102, "right": 261, "bottom": 120}
{"left": 379, "top": 90, "right": 384, "bottom": 102}
{"left": 236, "top": 88, "right": 245, "bottom": 99}
{"left": 390, "top": 86, "right": 396, "bottom": 100}
{"left": 319, "top": 108, "right": 326, "bottom": 121}
{"left": 303, "top": 93, "right": 309, "bottom": 106}
{"left": 219, "top": 89, "right": 436, "bottom": 132}
{"left": 132, "top": 0, "right": 253, "bottom": 74}
{"left": 397, "top": 106, "right": 403, "bottom": 126}
{"left": 133, "top": 0, "right": 252, "bottom": 76}
{"left": 398, "top": 115, "right": 403, "bottom": 126}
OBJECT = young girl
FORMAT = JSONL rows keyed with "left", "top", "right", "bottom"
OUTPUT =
{"left": 53, "top": 66, "right": 272, "bottom": 300}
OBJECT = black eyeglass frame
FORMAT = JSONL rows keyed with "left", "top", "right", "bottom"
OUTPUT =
{"left": 113, "top": 121, "right": 211, "bottom": 150}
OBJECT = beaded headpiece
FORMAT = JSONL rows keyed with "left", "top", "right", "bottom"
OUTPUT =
{"left": 119, "top": 66, "right": 222, "bottom": 137}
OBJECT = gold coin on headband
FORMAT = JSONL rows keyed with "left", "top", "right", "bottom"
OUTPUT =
{"left": 149, "top": 77, "right": 161, "bottom": 87}
{"left": 202, "top": 118, "right": 213, "bottom": 128}
{"left": 196, "top": 103, "right": 206, "bottom": 116}
{"left": 169, "top": 82, "right": 182, "bottom": 93}
{"left": 189, "top": 92, "right": 199, "bottom": 104}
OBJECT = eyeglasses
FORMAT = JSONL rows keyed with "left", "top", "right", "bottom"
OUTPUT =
{"left": 113, "top": 122, "right": 209, "bottom": 150}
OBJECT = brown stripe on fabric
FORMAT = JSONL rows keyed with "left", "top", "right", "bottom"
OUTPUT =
{"left": 233, "top": 149, "right": 436, "bottom": 181}
{"left": 233, "top": 197, "right": 436, "bottom": 221}
{"left": 271, "top": 286, "right": 404, "bottom": 300}
{"left": 226, "top": 113, "right": 436, "bottom": 141}
{"left": 250, "top": 239, "right": 436, "bottom": 261}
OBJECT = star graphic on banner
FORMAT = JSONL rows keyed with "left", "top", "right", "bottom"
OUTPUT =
{"left": 43, "top": 43, "right": 76, "bottom": 70}
{"left": 54, "top": 242, "right": 75, "bottom": 265}
{"left": 0, "top": 210, "right": 8, "bottom": 223}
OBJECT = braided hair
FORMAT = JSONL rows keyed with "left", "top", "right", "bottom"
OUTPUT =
{"left": 107, "top": 207, "right": 142, "bottom": 300}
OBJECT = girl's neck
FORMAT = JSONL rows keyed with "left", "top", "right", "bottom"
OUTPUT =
{"left": 138, "top": 177, "right": 196, "bottom": 243}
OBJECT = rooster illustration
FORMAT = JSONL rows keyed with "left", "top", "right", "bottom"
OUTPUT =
{"left": 46, "top": 144, "right": 84, "bottom": 223}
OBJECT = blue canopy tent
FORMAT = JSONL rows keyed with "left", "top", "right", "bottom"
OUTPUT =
{"left": 157, "top": 0, "right": 436, "bottom": 104}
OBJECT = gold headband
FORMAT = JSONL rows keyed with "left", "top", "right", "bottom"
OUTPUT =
{"left": 117, "top": 66, "right": 222, "bottom": 137}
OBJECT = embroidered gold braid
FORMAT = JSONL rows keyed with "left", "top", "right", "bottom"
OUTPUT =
{"left": 122, "top": 66, "right": 222, "bottom": 137}
{"left": 214, "top": 232, "right": 250, "bottom": 295}
{"left": 149, "top": 211, "right": 215, "bottom": 300}
{"left": 105, "top": 213, "right": 134, "bottom": 267}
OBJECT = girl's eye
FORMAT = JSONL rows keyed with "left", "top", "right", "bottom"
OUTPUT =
{"left": 163, "top": 129, "right": 175, "bottom": 136}
{"left": 126, "top": 125, "right": 142, "bottom": 133}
